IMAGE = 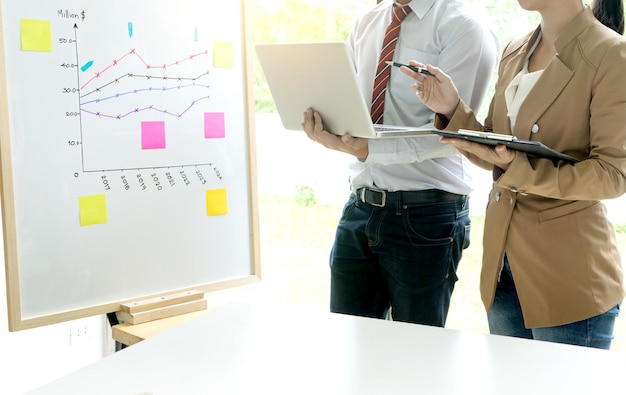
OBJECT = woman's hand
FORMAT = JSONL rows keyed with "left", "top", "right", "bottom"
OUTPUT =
{"left": 301, "top": 108, "right": 369, "bottom": 159}
{"left": 440, "top": 137, "right": 516, "bottom": 171}
{"left": 399, "top": 61, "right": 460, "bottom": 119}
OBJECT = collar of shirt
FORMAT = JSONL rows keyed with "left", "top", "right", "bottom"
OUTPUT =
{"left": 395, "top": 0, "right": 436, "bottom": 19}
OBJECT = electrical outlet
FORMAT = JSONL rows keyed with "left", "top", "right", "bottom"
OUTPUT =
{"left": 69, "top": 325, "right": 91, "bottom": 345}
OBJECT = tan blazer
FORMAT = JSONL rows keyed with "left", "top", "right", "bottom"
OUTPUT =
{"left": 440, "top": 8, "right": 626, "bottom": 328}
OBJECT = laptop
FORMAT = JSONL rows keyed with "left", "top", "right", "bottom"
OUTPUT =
{"left": 255, "top": 42, "right": 435, "bottom": 138}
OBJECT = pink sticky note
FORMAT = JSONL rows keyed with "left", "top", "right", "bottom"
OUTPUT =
{"left": 204, "top": 112, "right": 225, "bottom": 139}
{"left": 142, "top": 121, "right": 166, "bottom": 149}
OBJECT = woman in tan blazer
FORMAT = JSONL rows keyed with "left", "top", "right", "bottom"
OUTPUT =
{"left": 402, "top": 0, "right": 626, "bottom": 349}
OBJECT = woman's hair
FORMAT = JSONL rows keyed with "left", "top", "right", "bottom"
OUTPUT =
{"left": 592, "top": 0, "right": 625, "bottom": 34}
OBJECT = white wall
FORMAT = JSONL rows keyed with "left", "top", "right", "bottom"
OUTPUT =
{"left": 0, "top": 222, "right": 113, "bottom": 395}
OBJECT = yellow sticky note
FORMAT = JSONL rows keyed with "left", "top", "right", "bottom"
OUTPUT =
{"left": 213, "top": 41, "right": 234, "bottom": 68}
{"left": 206, "top": 188, "right": 228, "bottom": 216}
{"left": 20, "top": 18, "right": 53, "bottom": 52}
{"left": 78, "top": 194, "right": 108, "bottom": 226}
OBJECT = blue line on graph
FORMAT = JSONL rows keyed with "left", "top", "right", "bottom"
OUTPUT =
{"left": 81, "top": 82, "right": 210, "bottom": 106}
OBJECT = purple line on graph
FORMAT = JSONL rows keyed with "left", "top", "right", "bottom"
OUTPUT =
{"left": 81, "top": 95, "right": 210, "bottom": 120}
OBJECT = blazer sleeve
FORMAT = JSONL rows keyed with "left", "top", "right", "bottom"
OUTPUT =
{"left": 497, "top": 40, "right": 626, "bottom": 201}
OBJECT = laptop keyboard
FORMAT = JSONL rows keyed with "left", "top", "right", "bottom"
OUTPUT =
{"left": 374, "top": 125, "right": 408, "bottom": 132}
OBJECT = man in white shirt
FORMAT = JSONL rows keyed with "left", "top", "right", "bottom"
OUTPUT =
{"left": 302, "top": 0, "right": 499, "bottom": 326}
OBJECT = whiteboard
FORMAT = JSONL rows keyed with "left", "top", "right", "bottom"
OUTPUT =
{"left": 0, "top": 0, "right": 260, "bottom": 330}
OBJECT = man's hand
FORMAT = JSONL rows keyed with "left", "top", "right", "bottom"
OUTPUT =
{"left": 301, "top": 108, "right": 369, "bottom": 159}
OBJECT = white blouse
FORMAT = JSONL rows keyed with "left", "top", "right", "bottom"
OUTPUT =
{"left": 504, "top": 33, "right": 544, "bottom": 131}
{"left": 504, "top": 61, "right": 543, "bottom": 131}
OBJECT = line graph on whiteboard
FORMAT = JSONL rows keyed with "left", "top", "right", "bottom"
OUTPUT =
{"left": 77, "top": 44, "right": 215, "bottom": 171}
{"left": 50, "top": 6, "right": 242, "bottom": 195}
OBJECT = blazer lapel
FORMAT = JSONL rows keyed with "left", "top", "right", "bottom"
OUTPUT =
{"left": 515, "top": 56, "right": 574, "bottom": 140}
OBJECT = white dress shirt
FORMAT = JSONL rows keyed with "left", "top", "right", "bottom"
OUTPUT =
{"left": 346, "top": 0, "right": 499, "bottom": 194}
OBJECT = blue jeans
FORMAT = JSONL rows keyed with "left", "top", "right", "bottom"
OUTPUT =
{"left": 329, "top": 192, "right": 471, "bottom": 327}
{"left": 488, "top": 257, "right": 621, "bottom": 349}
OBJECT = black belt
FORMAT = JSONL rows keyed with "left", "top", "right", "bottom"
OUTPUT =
{"left": 355, "top": 187, "right": 465, "bottom": 207}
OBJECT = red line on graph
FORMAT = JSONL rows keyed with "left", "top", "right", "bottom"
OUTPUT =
{"left": 80, "top": 48, "right": 209, "bottom": 90}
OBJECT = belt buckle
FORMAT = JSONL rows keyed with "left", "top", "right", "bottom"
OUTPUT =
{"left": 362, "top": 187, "right": 386, "bottom": 207}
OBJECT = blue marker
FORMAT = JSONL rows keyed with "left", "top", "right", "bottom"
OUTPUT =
{"left": 128, "top": 22, "right": 133, "bottom": 38}
{"left": 81, "top": 60, "right": 94, "bottom": 72}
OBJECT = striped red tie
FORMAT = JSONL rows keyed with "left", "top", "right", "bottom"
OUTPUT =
{"left": 370, "top": 4, "right": 412, "bottom": 124}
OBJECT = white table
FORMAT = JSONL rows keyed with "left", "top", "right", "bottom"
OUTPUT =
{"left": 27, "top": 302, "right": 626, "bottom": 394}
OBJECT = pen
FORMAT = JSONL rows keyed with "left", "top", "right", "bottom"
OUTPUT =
{"left": 386, "top": 61, "right": 435, "bottom": 76}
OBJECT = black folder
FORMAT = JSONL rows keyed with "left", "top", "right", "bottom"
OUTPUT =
{"left": 433, "top": 129, "right": 580, "bottom": 163}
